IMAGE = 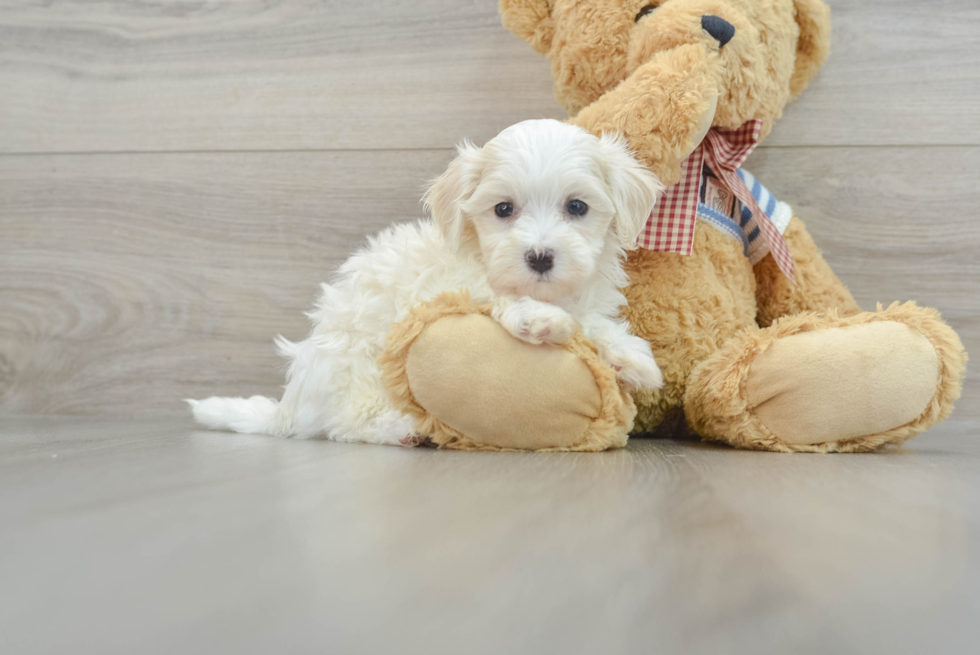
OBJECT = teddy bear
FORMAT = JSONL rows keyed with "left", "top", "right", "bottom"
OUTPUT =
{"left": 378, "top": 0, "right": 967, "bottom": 452}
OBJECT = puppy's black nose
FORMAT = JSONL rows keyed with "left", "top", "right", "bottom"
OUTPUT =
{"left": 525, "top": 249, "right": 554, "bottom": 274}
{"left": 701, "top": 15, "right": 735, "bottom": 47}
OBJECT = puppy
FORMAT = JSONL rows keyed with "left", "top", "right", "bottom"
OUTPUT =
{"left": 189, "top": 119, "right": 664, "bottom": 445}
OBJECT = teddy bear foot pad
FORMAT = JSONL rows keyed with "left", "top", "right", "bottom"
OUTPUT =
{"left": 686, "top": 302, "right": 966, "bottom": 453}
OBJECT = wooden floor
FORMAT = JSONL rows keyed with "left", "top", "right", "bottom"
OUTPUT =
{"left": 2, "top": 1, "right": 980, "bottom": 652}
{"left": 1, "top": 415, "right": 979, "bottom": 654}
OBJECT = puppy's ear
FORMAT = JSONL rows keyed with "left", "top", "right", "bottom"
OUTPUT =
{"left": 597, "top": 134, "right": 664, "bottom": 250}
{"left": 499, "top": 0, "right": 555, "bottom": 56}
{"left": 423, "top": 141, "right": 483, "bottom": 250}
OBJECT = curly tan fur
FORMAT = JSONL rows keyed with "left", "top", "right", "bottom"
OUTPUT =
{"left": 620, "top": 214, "right": 757, "bottom": 431}
{"left": 500, "top": 0, "right": 555, "bottom": 56}
{"left": 570, "top": 43, "right": 722, "bottom": 185}
{"left": 502, "top": 0, "right": 816, "bottom": 141}
{"left": 789, "top": 0, "right": 832, "bottom": 98}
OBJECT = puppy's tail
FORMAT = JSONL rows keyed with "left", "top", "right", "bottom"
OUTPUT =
{"left": 186, "top": 395, "right": 285, "bottom": 435}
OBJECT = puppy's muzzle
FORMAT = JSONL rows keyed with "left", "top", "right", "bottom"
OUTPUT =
{"left": 525, "top": 249, "right": 555, "bottom": 274}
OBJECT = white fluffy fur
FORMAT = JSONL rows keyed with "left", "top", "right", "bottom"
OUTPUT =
{"left": 189, "top": 119, "right": 665, "bottom": 445}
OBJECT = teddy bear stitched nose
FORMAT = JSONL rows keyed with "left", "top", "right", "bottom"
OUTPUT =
{"left": 701, "top": 15, "right": 736, "bottom": 47}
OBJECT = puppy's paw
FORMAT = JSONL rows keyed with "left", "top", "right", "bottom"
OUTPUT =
{"left": 601, "top": 336, "right": 664, "bottom": 390}
{"left": 399, "top": 433, "right": 434, "bottom": 448}
{"left": 520, "top": 306, "right": 578, "bottom": 345}
{"left": 497, "top": 299, "right": 578, "bottom": 345}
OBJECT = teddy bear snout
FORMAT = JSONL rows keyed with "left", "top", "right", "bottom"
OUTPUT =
{"left": 701, "top": 15, "right": 735, "bottom": 47}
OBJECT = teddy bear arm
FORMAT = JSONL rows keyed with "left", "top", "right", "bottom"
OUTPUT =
{"left": 754, "top": 216, "right": 861, "bottom": 327}
{"left": 568, "top": 43, "right": 721, "bottom": 187}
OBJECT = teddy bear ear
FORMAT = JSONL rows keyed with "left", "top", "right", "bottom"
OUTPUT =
{"left": 790, "top": 0, "right": 832, "bottom": 98}
{"left": 499, "top": 0, "right": 555, "bottom": 56}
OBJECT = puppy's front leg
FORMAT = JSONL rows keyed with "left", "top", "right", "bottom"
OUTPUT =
{"left": 581, "top": 316, "right": 664, "bottom": 391}
{"left": 492, "top": 296, "right": 578, "bottom": 346}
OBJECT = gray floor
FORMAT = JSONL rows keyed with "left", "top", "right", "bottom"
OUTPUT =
{"left": 2, "top": 416, "right": 978, "bottom": 654}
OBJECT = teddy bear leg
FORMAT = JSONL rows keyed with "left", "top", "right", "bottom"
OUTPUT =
{"left": 621, "top": 222, "right": 761, "bottom": 435}
{"left": 379, "top": 293, "right": 636, "bottom": 452}
{"left": 684, "top": 303, "right": 967, "bottom": 452}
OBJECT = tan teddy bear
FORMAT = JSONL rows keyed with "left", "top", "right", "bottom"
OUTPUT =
{"left": 380, "top": 0, "right": 967, "bottom": 452}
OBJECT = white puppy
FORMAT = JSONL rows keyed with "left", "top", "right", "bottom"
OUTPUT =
{"left": 190, "top": 119, "right": 664, "bottom": 445}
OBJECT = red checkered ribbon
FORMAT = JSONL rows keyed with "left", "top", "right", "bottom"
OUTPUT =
{"left": 637, "top": 120, "right": 795, "bottom": 281}
{"left": 636, "top": 139, "right": 705, "bottom": 257}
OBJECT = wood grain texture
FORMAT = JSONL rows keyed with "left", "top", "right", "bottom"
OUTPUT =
{"left": 1, "top": 0, "right": 978, "bottom": 154}
{"left": 1, "top": 415, "right": 978, "bottom": 654}
{"left": 0, "top": 149, "right": 456, "bottom": 414}
{"left": 1, "top": 146, "right": 977, "bottom": 419}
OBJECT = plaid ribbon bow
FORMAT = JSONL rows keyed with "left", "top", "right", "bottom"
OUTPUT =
{"left": 637, "top": 120, "right": 795, "bottom": 281}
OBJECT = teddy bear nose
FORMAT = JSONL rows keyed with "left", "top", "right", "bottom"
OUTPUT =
{"left": 701, "top": 15, "right": 736, "bottom": 47}
{"left": 525, "top": 249, "right": 554, "bottom": 274}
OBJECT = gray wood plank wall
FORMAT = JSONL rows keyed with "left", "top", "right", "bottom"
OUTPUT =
{"left": 2, "top": 0, "right": 978, "bottom": 419}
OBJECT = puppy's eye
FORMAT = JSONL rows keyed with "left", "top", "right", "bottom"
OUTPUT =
{"left": 566, "top": 199, "right": 589, "bottom": 217}
{"left": 635, "top": 4, "right": 658, "bottom": 22}
{"left": 495, "top": 202, "right": 514, "bottom": 218}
